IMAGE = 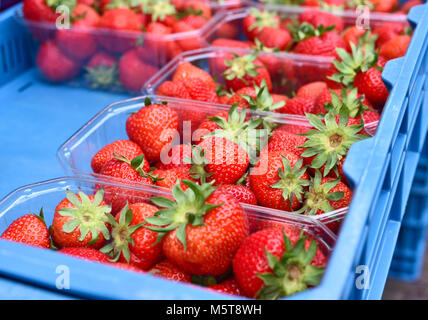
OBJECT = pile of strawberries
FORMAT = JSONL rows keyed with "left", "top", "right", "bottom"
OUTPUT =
{"left": 24, "top": 0, "right": 213, "bottom": 91}
{"left": 1, "top": 183, "right": 328, "bottom": 299}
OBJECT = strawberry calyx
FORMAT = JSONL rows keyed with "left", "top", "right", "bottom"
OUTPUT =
{"left": 185, "top": 145, "right": 213, "bottom": 184}
{"left": 33, "top": 207, "right": 47, "bottom": 226}
{"left": 85, "top": 64, "right": 120, "bottom": 90}
{"left": 46, "top": 0, "right": 76, "bottom": 11}
{"left": 248, "top": 8, "right": 280, "bottom": 32}
{"left": 58, "top": 188, "right": 112, "bottom": 245}
{"left": 100, "top": 203, "right": 145, "bottom": 262}
{"left": 296, "top": 170, "right": 344, "bottom": 215}
{"left": 223, "top": 51, "right": 261, "bottom": 84}
{"left": 256, "top": 233, "right": 325, "bottom": 299}
{"left": 288, "top": 22, "right": 335, "bottom": 42}
{"left": 346, "top": 0, "right": 374, "bottom": 10}
{"left": 328, "top": 42, "right": 378, "bottom": 87}
{"left": 270, "top": 157, "right": 310, "bottom": 209}
{"left": 144, "top": 180, "right": 221, "bottom": 248}
{"left": 114, "top": 153, "right": 162, "bottom": 183}
{"left": 145, "top": 0, "right": 176, "bottom": 23}
{"left": 298, "top": 110, "right": 368, "bottom": 176}
{"left": 324, "top": 88, "right": 372, "bottom": 118}
{"left": 241, "top": 80, "right": 286, "bottom": 113}
{"left": 176, "top": 7, "right": 204, "bottom": 20}
{"left": 319, "top": 0, "right": 345, "bottom": 10}
{"left": 105, "top": 0, "right": 131, "bottom": 9}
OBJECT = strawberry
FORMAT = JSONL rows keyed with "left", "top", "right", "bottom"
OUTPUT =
{"left": 157, "top": 81, "right": 192, "bottom": 99}
{"left": 243, "top": 8, "right": 280, "bottom": 41}
{"left": 249, "top": 151, "right": 309, "bottom": 211}
{"left": 236, "top": 80, "right": 287, "bottom": 113}
{"left": 100, "top": 203, "right": 164, "bottom": 270}
{"left": 223, "top": 51, "right": 272, "bottom": 92}
{"left": 51, "top": 188, "right": 112, "bottom": 249}
{"left": 276, "top": 123, "right": 312, "bottom": 135}
{"left": 228, "top": 87, "right": 257, "bottom": 108}
{"left": 373, "top": 22, "right": 408, "bottom": 48}
{"left": 126, "top": 98, "right": 179, "bottom": 163}
{"left": 144, "top": 181, "right": 249, "bottom": 275}
{"left": 256, "top": 26, "right": 292, "bottom": 51}
{"left": 299, "top": 111, "right": 369, "bottom": 178}
{"left": 143, "top": 22, "right": 173, "bottom": 60}
{"left": 172, "top": 21, "right": 204, "bottom": 51}
{"left": 217, "top": 184, "right": 257, "bottom": 205}
{"left": 173, "top": 61, "right": 216, "bottom": 91}
{"left": 211, "top": 38, "right": 251, "bottom": 50}
{"left": 91, "top": 139, "right": 144, "bottom": 174}
{"left": 1, "top": 209, "right": 50, "bottom": 249}
{"left": 85, "top": 51, "right": 119, "bottom": 90}
{"left": 176, "top": 78, "right": 220, "bottom": 103}
{"left": 97, "top": 7, "right": 142, "bottom": 53}
{"left": 153, "top": 167, "right": 198, "bottom": 190}
{"left": 36, "top": 40, "right": 81, "bottom": 82}
{"left": 149, "top": 260, "right": 191, "bottom": 283}
{"left": 108, "top": 262, "right": 144, "bottom": 272}
{"left": 143, "top": 0, "right": 177, "bottom": 25}
{"left": 23, "top": 0, "right": 65, "bottom": 22}
{"left": 401, "top": 0, "right": 423, "bottom": 14}
{"left": 179, "top": 0, "right": 212, "bottom": 19}
{"left": 296, "top": 81, "right": 327, "bottom": 99}
{"left": 209, "top": 278, "right": 247, "bottom": 297}
{"left": 277, "top": 97, "right": 316, "bottom": 115}
{"left": 370, "top": 0, "right": 399, "bottom": 13}
{"left": 119, "top": 49, "right": 158, "bottom": 92}
{"left": 265, "top": 129, "right": 307, "bottom": 157}
{"left": 379, "top": 35, "right": 411, "bottom": 61}
{"left": 298, "top": 9, "right": 344, "bottom": 32}
{"left": 155, "top": 144, "right": 192, "bottom": 170}
{"left": 232, "top": 228, "right": 326, "bottom": 299}
{"left": 56, "top": 4, "right": 100, "bottom": 61}
{"left": 98, "top": 155, "right": 154, "bottom": 214}
{"left": 58, "top": 247, "right": 111, "bottom": 262}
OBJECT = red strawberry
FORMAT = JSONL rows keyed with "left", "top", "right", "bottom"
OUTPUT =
{"left": 228, "top": 87, "right": 257, "bottom": 108}
{"left": 243, "top": 8, "right": 280, "bottom": 41}
{"left": 172, "top": 21, "right": 204, "bottom": 51}
{"left": 143, "top": 0, "right": 177, "bottom": 25}
{"left": 97, "top": 8, "right": 142, "bottom": 53}
{"left": 177, "top": 78, "right": 220, "bottom": 103}
{"left": 36, "top": 40, "right": 81, "bottom": 82}
{"left": 23, "top": 0, "right": 61, "bottom": 22}
{"left": 265, "top": 130, "right": 307, "bottom": 157}
{"left": 293, "top": 29, "right": 346, "bottom": 59}
{"left": 51, "top": 189, "right": 112, "bottom": 249}
{"left": 211, "top": 38, "right": 251, "bottom": 50}
{"left": 277, "top": 97, "right": 315, "bottom": 115}
{"left": 180, "top": 14, "right": 207, "bottom": 29}
{"left": 98, "top": 155, "right": 154, "bottom": 214}
{"left": 256, "top": 26, "right": 292, "bottom": 51}
{"left": 179, "top": 0, "right": 212, "bottom": 19}
{"left": 108, "top": 262, "right": 144, "bottom": 272}
{"left": 373, "top": 22, "right": 407, "bottom": 48}
{"left": 145, "top": 181, "right": 249, "bottom": 276}
{"left": 91, "top": 139, "right": 144, "bottom": 174}
{"left": 119, "top": 49, "right": 158, "bottom": 92}
{"left": 379, "top": 35, "right": 411, "bottom": 61}
{"left": 56, "top": 4, "right": 100, "bottom": 61}
{"left": 298, "top": 9, "right": 344, "bottom": 32}
{"left": 223, "top": 51, "right": 272, "bottom": 92}
{"left": 58, "top": 247, "right": 111, "bottom": 262}
{"left": 342, "top": 26, "right": 366, "bottom": 52}
{"left": 100, "top": 203, "right": 164, "bottom": 270}
{"left": 296, "top": 81, "right": 327, "bottom": 99}
{"left": 173, "top": 61, "right": 216, "bottom": 91}
{"left": 157, "top": 81, "right": 192, "bottom": 99}
{"left": 276, "top": 123, "right": 311, "bottom": 135}
{"left": 217, "top": 184, "right": 257, "bottom": 205}
{"left": 153, "top": 167, "right": 197, "bottom": 190}
{"left": 1, "top": 209, "right": 50, "bottom": 249}
{"left": 249, "top": 150, "right": 309, "bottom": 211}
{"left": 371, "top": 0, "right": 399, "bottom": 12}
{"left": 232, "top": 228, "right": 326, "bottom": 299}
{"left": 149, "top": 260, "right": 191, "bottom": 283}
{"left": 209, "top": 278, "right": 247, "bottom": 297}
{"left": 155, "top": 144, "right": 192, "bottom": 170}
{"left": 354, "top": 65, "right": 389, "bottom": 108}
{"left": 126, "top": 99, "right": 179, "bottom": 163}
{"left": 85, "top": 51, "right": 119, "bottom": 90}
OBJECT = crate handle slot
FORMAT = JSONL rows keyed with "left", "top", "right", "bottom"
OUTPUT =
{"left": 382, "top": 58, "right": 404, "bottom": 92}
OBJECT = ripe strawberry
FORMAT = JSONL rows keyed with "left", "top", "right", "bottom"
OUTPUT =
{"left": 249, "top": 151, "right": 309, "bottom": 211}
{"left": 217, "top": 184, "right": 257, "bottom": 205}
{"left": 100, "top": 203, "right": 164, "bottom": 270}
{"left": 149, "top": 260, "right": 191, "bottom": 283}
{"left": 153, "top": 167, "right": 197, "bottom": 190}
{"left": 265, "top": 130, "right": 307, "bottom": 157}
{"left": 177, "top": 78, "right": 220, "bottom": 103}
{"left": 143, "top": 22, "right": 175, "bottom": 60}
{"left": 143, "top": 0, "right": 177, "bottom": 25}
{"left": 379, "top": 35, "right": 411, "bottom": 61}
{"left": 353, "top": 63, "right": 389, "bottom": 108}
{"left": 172, "top": 21, "right": 204, "bottom": 51}
{"left": 211, "top": 38, "right": 251, "bottom": 50}
{"left": 223, "top": 51, "right": 272, "bottom": 92}
{"left": 370, "top": 0, "right": 399, "bottom": 13}
{"left": 58, "top": 247, "right": 111, "bottom": 262}
{"left": 209, "top": 278, "right": 247, "bottom": 297}
{"left": 157, "top": 81, "right": 192, "bottom": 99}
{"left": 276, "top": 123, "right": 312, "bottom": 135}
{"left": 298, "top": 9, "right": 344, "bottom": 32}
{"left": 97, "top": 8, "right": 142, "bottom": 53}
{"left": 243, "top": 8, "right": 280, "bottom": 41}
{"left": 145, "top": 181, "right": 249, "bottom": 276}
{"left": 173, "top": 61, "right": 216, "bottom": 91}
{"left": 56, "top": 4, "right": 100, "bottom": 61}
{"left": 228, "top": 87, "right": 256, "bottom": 108}
{"left": 91, "top": 139, "right": 144, "bottom": 174}
{"left": 277, "top": 97, "right": 316, "bottom": 115}
{"left": 296, "top": 81, "right": 327, "bottom": 99}
{"left": 1, "top": 209, "right": 50, "bottom": 249}
{"left": 23, "top": 0, "right": 62, "bottom": 22}
{"left": 155, "top": 144, "right": 192, "bottom": 170}
{"left": 256, "top": 26, "right": 292, "bottom": 51}
{"left": 51, "top": 188, "right": 112, "bottom": 249}
{"left": 36, "top": 40, "right": 81, "bottom": 82}
{"left": 126, "top": 99, "right": 179, "bottom": 163}
{"left": 373, "top": 22, "right": 407, "bottom": 48}
{"left": 119, "top": 49, "right": 158, "bottom": 92}
{"left": 98, "top": 155, "right": 154, "bottom": 214}
{"left": 85, "top": 51, "right": 119, "bottom": 90}
{"left": 179, "top": 0, "right": 212, "bottom": 19}
{"left": 108, "top": 262, "right": 144, "bottom": 272}
{"left": 232, "top": 228, "right": 326, "bottom": 299}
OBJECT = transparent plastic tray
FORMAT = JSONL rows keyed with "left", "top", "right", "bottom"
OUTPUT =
{"left": 0, "top": 176, "right": 336, "bottom": 299}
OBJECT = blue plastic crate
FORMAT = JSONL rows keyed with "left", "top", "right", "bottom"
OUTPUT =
{"left": 0, "top": 1, "right": 428, "bottom": 299}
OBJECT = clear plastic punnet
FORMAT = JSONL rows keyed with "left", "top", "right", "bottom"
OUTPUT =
{"left": 57, "top": 95, "right": 359, "bottom": 232}
{"left": 0, "top": 176, "right": 336, "bottom": 299}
